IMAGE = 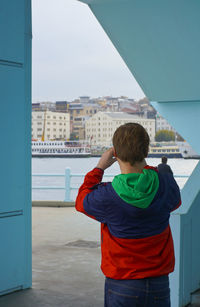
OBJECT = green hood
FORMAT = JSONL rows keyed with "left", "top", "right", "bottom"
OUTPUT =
{"left": 111, "top": 168, "right": 159, "bottom": 209}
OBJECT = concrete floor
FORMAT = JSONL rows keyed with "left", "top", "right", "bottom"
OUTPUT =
{"left": 1, "top": 207, "right": 200, "bottom": 307}
{"left": 0, "top": 207, "right": 104, "bottom": 307}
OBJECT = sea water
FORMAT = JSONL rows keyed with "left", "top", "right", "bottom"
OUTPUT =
{"left": 32, "top": 157, "right": 198, "bottom": 201}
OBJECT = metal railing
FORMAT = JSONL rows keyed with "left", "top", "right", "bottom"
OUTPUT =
{"left": 32, "top": 168, "right": 189, "bottom": 202}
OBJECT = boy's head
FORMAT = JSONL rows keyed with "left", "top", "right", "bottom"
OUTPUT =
{"left": 161, "top": 156, "right": 167, "bottom": 164}
{"left": 112, "top": 123, "right": 149, "bottom": 166}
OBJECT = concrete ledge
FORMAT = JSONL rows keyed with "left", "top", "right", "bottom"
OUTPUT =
{"left": 32, "top": 201, "right": 75, "bottom": 207}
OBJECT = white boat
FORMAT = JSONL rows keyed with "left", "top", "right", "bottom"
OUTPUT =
{"left": 148, "top": 143, "right": 182, "bottom": 158}
{"left": 32, "top": 140, "right": 91, "bottom": 158}
{"left": 90, "top": 143, "right": 183, "bottom": 158}
{"left": 176, "top": 141, "right": 200, "bottom": 159}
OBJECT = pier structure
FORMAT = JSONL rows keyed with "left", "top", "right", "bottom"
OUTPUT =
{"left": 79, "top": 1, "right": 200, "bottom": 306}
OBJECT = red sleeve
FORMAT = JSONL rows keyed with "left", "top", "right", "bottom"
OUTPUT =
{"left": 75, "top": 167, "right": 104, "bottom": 220}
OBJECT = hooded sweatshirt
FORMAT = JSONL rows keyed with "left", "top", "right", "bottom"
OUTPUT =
{"left": 75, "top": 166, "right": 181, "bottom": 279}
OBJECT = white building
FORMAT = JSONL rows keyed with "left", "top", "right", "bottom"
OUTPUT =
{"left": 156, "top": 114, "right": 175, "bottom": 132}
{"left": 86, "top": 112, "right": 155, "bottom": 146}
{"left": 32, "top": 111, "right": 70, "bottom": 140}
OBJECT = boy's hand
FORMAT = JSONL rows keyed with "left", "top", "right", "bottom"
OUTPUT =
{"left": 96, "top": 148, "right": 117, "bottom": 171}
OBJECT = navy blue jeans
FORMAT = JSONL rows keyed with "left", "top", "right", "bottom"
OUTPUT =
{"left": 104, "top": 275, "right": 170, "bottom": 307}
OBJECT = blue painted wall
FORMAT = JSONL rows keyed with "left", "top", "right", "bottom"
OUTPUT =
{"left": 0, "top": 0, "right": 32, "bottom": 294}
{"left": 179, "top": 161, "right": 200, "bottom": 306}
{"left": 151, "top": 101, "right": 200, "bottom": 155}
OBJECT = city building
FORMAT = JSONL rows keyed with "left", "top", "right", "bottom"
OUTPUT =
{"left": 55, "top": 101, "right": 69, "bottom": 113}
{"left": 69, "top": 103, "right": 84, "bottom": 121}
{"left": 79, "top": 96, "right": 90, "bottom": 104}
{"left": 72, "top": 116, "right": 90, "bottom": 140}
{"left": 32, "top": 101, "right": 56, "bottom": 112}
{"left": 39, "top": 101, "right": 56, "bottom": 111}
{"left": 82, "top": 103, "right": 101, "bottom": 116}
{"left": 32, "top": 103, "right": 41, "bottom": 111}
{"left": 32, "top": 111, "right": 70, "bottom": 140}
{"left": 156, "top": 113, "right": 175, "bottom": 132}
{"left": 69, "top": 102, "right": 101, "bottom": 132}
{"left": 85, "top": 111, "right": 155, "bottom": 146}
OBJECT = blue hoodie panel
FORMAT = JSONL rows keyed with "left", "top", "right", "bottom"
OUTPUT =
{"left": 83, "top": 172, "right": 181, "bottom": 239}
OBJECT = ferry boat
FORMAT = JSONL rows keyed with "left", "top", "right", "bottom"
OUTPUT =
{"left": 148, "top": 143, "right": 182, "bottom": 158}
{"left": 176, "top": 141, "right": 200, "bottom": 159}
{"left": 32, "top": 140, "right": 91, "bottom": 158}
{"left": 90, "top": 143, "right": 183, "bottom": 158}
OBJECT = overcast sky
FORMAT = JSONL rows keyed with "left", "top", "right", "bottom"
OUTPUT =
{"left": 32, "top": 0, "right": 144, "bottom": 103}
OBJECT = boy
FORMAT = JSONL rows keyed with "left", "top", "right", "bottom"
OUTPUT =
{"left": 75, "top": 123, "right": 181, "bottom": 307}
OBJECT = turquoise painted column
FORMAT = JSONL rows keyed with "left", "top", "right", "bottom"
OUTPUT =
{"left": 0, "top": 0, "right": 32, "bottom": 295}
{"left": 79, "top": 0, "right": 200, "bottom": 306}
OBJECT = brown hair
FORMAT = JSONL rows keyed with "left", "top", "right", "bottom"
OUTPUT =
{"left": 112, "top": 123, "right": 149, "bottom": 166}
{"left": 161, "top": 156, "right": 167, "bottom": 163}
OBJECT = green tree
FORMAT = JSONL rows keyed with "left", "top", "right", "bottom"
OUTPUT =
{"left": 155, "top": 130, "right": 175, "bottom": 142}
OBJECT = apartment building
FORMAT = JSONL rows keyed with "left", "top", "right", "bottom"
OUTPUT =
{"left": 72, "top": 116, "right": 90, "bottom": 140}
{"left": 86, "top": 112, "right": 155, "bottom": 146}
{"left": 32, "top": 111, "right": 70, "bottom": 140}
{"left": 156, "top": 114, "right": 175, "bottom": 132}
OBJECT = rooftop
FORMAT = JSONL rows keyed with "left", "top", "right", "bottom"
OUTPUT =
{"left": 103, "top": 111, "right": 144, "bottom": 119}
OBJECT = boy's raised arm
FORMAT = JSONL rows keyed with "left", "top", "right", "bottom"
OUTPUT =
{"left": 75, "top": 148, "right": 116, "bottom": 222}
{"left": 75, "top": 167, "right": 104, "bottom": 219}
